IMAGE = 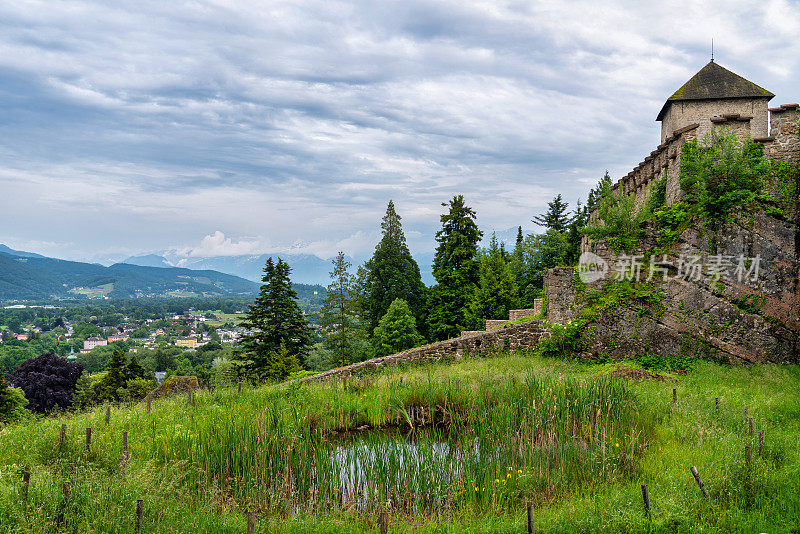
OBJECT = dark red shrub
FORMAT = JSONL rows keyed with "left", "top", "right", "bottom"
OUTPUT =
{"left": 7, "top": 352, "right": 84, "bottom": 414}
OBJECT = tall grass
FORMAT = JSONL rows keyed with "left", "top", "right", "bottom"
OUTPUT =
{"left": 0, "top": 355, "right": 798, "bottom": 532}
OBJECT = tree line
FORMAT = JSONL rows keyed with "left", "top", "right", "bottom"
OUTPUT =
{"left": 236, "top": 182, "right": 610, "bottom": 380}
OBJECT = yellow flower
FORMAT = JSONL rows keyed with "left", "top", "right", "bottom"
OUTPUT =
{"left": 494, "top": 479, "right": 499, "bottom": 483}
{"left": 615, "top": 443, "right": 619, "bottom": 447}
{"left": 474, "top": 486, "right": 479, "bottom": 491}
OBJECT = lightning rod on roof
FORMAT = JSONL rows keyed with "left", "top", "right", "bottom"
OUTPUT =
{"left": 711, "top": 38, "right": 714, "bottom": 62}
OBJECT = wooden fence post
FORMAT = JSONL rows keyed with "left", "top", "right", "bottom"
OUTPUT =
{"left": 690, "top": 466, "right": 709, "bottom": 497}
{"left": 85, "top": 428, "right": 92, "bottom": 454}
{"left": 188, "top": 388, "right": 194, "bottom": 406}
{"left": 641, "top": 484, "right": 650, "bottom": 519}
{"left": 748, "top": 417, "right": 753, "bottom": 436}
{"left": 380, "top": 511, "right": 388, "bottom": 534}
{"left": 745, "top": 445, "right": 752, "bottom": 465}
{"left": 105, "top": 405, "right": 111, "bottom": 425}
{"left": 59, "top": 424, "right": 67, "bottom": 452}
{"left": 758, "top": 431, "right": 764, "bottom": 457}
{"left": 22, "top": 470, "right": 30, "bottom": 501}
{"left": 58, "top": 480, "right": 70, "bottom": 525}
{"left": 135, "top": 498, "right": 144, "bottom": 534}
{"left": 672, "top": 389, "right": 677, "bottom": 403}
{"left": 146, "top": 396, "right": 152, "bottom": 414}
{"left": 238, "top": 381, "right": 243, "bottom": 394}
{"left": 714, "top": 397, "right": 719, "bottom": 410}
{"left": 247, "top": 511, "right": 255, "bottom": 534}
{"left": 527, "top": 501, "right": 535, "bottom": 533}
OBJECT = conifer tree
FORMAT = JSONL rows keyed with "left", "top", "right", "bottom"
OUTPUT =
{"left": 467, "top": 233, "right": 519, "bottom": 326}
{"left": 125, "top": 354, "right": 149, "bottom": 381}
{"left": 373, "top": 299, "right": 424, "bottom": 356}
{"left": 265, "top": 342, "right": 300, "bottom": 381}
{"left": 360, "top": 201, "right": 426, "bottom": 333}
{"left": 532, "top": 194, "right": 572, "bottom": 233}
{"left": 0, "top": 374, "right": 19, "bottom": 422}
{"left": 239, "top": 258, "right": 313, "bottom": 380}
{"left": 426, "top": 195, "right": 483, "bottom": 340}
{"left": 103, "top": 349, "right": 128, "bottom": 400}
{"left": 319, "top": 252, "right": 368, "bottom": 368}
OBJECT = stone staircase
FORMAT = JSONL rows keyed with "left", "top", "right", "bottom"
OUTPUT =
{"left": 461, "top": 299, "right": 544, "bottom": 336}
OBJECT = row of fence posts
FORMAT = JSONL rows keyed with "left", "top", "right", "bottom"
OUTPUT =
{"left": 36, "top": 384, "right": 766, "bottom": 530}
{"left": 637, "top": 389, "right": 764, "bottom": 519}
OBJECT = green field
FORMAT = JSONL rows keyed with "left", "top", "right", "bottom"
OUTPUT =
{"left": 67, "top": 283, "right": 114, "bottom": 299}
{"left": 0, "top": 353, "right": 798, "bottom": 533}
{"left": 202, "top": 310, "right": 245, "bottom": 327}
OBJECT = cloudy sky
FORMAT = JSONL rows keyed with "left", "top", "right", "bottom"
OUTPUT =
{"left": 1, "top": 0, "right": 798, "bottom": 265}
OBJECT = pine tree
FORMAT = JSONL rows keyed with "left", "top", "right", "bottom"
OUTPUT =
{"left": 467, "top": 233, "right": 519, "bottom": 326}
{"left": 238, "top": 258, "right": 313, "bottom": 380}
{"left": 319, "top": 252, "right": 368, "bottom": 368}
{"left": 373, "top": 299, "right": 425, "bottom": 356}
{"left": 360, "top": 201, "right": 427, "bottom": 333}
{"left": 426, "top": 195, "right": 483, "bottom": 340}
{"left": 532, "top": 194, "right": 572, "bottom": 233}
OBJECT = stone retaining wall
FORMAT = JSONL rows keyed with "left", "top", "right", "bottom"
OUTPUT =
{"left": 297, "top": 320, "right": 548, "bottom": 384}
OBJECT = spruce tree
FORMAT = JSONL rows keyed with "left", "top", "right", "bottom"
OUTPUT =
{"left": 265, "top": 342, "right": 300, "bottom": 381}
{"left": 125, "top": 354, "right": 149, "bottom": 381}
{"left": 532, "top": 194, "right": 572, "bottom": 233}
{"left": 103, "top": 349, "right": 128, "bottom": 400}
{"left": 373, "top": 299, "right": 424, "bottom": 356}
{"left": 239, "top": 258, "right": 313, "bottom": 380}
{"left": 426, "top": 195, "right": 483, "bottom": 340}
{"left": 467, "top": 233, "right": 519, "bottom": 326}
{"left": 360, "top": 201, "right": 427, "bottom": 333}
{"left": 319, "top": 252, "right": 368, "bottom": 368}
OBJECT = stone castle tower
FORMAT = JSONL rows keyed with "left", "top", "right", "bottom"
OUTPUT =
{"left": 595, "top": 62, "right": 798, "bottom": 209}
{"left": 657, "top": 61, "right": 774, "bottom": 143}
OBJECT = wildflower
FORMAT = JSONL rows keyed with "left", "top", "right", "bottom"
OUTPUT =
{"left": 615, "top": 443, "right": 619, "bottom": 447}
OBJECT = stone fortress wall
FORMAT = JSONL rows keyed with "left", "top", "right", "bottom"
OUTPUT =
{"left": 591, "top": 103, "right": 800, "bottom": 229}
{"left": 568, "top": 95, "right": 800, "bottom": 364}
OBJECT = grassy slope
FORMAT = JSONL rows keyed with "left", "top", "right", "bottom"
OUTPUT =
{"left": 0, "top": 355, "right": 798, "bottom": 533}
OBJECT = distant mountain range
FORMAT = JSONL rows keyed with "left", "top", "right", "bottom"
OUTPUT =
{"left": 0, "top": 225, "right": 526, "bottom": 300}
{"left": 0, "top": 246, "right": 260, "bottom": 301}
{"left": 124, "top": 253, "right": 336, "bottom": 285}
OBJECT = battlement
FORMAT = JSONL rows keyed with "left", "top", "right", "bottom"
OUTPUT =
{"left": 589, "top": 102, "right": 799, "bottom": 228}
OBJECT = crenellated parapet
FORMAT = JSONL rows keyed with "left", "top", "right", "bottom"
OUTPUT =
{"left": 589, "top": 122, "right": 698, "bottom": 223}
{"left": 590, "top": 103, "right": 799, "bottom": 226}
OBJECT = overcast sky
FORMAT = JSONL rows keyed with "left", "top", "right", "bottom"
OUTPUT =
{"left": 1, "top": 0, "right": 798, "bottom": 264}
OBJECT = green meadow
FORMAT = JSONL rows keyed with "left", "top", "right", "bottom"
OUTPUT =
{"left": 0, "top": 353, "right": 798, "bottom": 533}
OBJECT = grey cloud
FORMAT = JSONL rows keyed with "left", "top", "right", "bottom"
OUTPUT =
{"left": 0, "top": 0, "right": 798, "bottom": 263}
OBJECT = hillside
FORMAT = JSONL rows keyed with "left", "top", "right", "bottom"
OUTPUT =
{"left": 0, "top": 353, "right": 797, "bottom": 532}
{"left": 0, "top": 251, "right": 260, "bottom": 300}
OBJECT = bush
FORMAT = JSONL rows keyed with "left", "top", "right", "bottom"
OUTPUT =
{"left": 582, "top": 179, "right": 651, "bottom": 253}
{"left": 7, "top": 352, "right": 83, "bottom": 413}
{"left": 534, "top": 321, "right": 588, "bottom": 359}
{"left": 0, "top": 375, "right": 28, "bottom": 424}
{"left": 680, "top": 132, "right": 767, "bottom": 228}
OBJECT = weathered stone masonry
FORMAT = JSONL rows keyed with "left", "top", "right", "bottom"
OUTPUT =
{"left": 297, "top": 318, "right": 548, "bottom": 384}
